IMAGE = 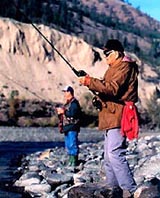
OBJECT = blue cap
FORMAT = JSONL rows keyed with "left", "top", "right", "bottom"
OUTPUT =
{"left": 62, "top": 86, "right": 74, "bottom": 95}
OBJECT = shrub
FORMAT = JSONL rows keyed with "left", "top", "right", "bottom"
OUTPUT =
{"left": 50, "top": 115, "right": 59, "bottom": 127}
{"left": 8, "top": 90, "right": 19, "bottom": 124}
{"left": 146, "top": 89, "right": 160, "bottom": 128}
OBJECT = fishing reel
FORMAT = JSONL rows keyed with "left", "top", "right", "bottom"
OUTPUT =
{"left": 92, "top": 96, "right": 102, "bottom": 111}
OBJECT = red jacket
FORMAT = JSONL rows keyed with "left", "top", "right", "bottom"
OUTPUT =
{"left": 121, "top": 101, "right": 139, "bottom": 140}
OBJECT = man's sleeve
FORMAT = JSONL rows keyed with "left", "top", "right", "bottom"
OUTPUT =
{"left": 88, "top": 65, "right": 131, "bottom": 97}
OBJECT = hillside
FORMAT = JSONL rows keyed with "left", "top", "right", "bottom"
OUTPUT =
{"left": 0, "top": 0, "right": 160, "bottom": 69}
{"left": 0, "top": 17, "right": 159, "bottom": 110}
{"left": 0, "top": 17, "right": 104, "bottom": 103}
{"left": 0, "top": 0, "right": 160, "bottom": 113}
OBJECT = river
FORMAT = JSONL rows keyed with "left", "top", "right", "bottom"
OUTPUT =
{"left": 0, "top": 126, "right": 103, "bottom": 197}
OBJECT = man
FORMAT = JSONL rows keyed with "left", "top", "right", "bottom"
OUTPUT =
{"left": 56, "top": 86, "right": 81, "bottom": 166}
{"left": 79, "top": 39, "right": 139, "bottom": 198}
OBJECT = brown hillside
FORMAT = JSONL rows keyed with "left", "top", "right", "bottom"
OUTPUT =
{"left": 0, "top": 17, "right": 159, "bottom": 108}
{"left": 1, "top": 0, "right": 160, "bottom": 67}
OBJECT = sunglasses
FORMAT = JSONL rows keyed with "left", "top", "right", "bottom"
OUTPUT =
{"left": 103, "top": 50, "right": 114, "bottom": 57}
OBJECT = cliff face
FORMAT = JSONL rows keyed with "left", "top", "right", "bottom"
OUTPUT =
{"left": 1, "top": 0, "right": 160, "bottom": 70}
{"left": 0, "top": 17, "right": 159, "bottom": 107}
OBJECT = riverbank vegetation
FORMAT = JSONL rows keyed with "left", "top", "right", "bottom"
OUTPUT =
{"left": 0, "top": 90, "right": 159, "bottom": 130}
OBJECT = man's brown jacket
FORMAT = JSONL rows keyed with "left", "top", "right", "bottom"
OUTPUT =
{"left": 88, "top": 58, "right": 138, "bottom": 130}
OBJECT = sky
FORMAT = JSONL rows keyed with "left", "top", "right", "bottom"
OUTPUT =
{"left": 128, "top": 0, "right": 160, "bottom": 22}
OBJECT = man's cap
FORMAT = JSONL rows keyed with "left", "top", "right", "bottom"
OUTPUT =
{"left": 104, "top": 39, "right": 124, "bottom": 53}
{"left": 62, "top": 86, "right": 74, "bottom": 95}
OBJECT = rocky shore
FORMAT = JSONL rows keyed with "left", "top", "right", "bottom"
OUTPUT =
{"left": 13, "top": 133, "right": 160, "bottom": 198}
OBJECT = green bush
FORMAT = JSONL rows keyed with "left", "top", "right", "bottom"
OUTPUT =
{"left": 50, "top": 115, "right": 59, "bottom": 127}
{"left": 146, "top": 89, "right": 160, "bottom": 128}
{"left": 8, "top": 90, "right": 19, "bottom": 124}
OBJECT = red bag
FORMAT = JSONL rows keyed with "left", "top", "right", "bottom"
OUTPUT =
{"left": 121, "top": 101, "right": 139, "bottom": 140}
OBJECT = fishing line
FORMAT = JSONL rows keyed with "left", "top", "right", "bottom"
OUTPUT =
{"left": 4, "top": 1, "right": 101, "bottom": 111}
{"left": 0, "top": 71, "right": 45, "bottom": 100}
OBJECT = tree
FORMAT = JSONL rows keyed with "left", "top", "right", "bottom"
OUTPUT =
{"left": 146, "top": 89, "right": 160, "bottom": 128}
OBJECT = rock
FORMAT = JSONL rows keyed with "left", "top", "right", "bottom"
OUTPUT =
{"left": 134, "top": 181, "right": 160, "bottom": 198}
{"left": 14, "top": 177, "right": 41, "bottom": 187}
{"left": 68, "top": 182, "right": 123, "bottom": 198}
{"left": 24, "top": 183, "right": 51, "bottom": 197}
{"left": 68, "top": 181, "right": 160, "bottom": 198}
{"left": 38, "top": 149, "right": 51, "bottom": 160}
{"left": 14, "top": 172, "right": 41, "bottom": 187}
{"left": 13, "top": 135, "right": 160, "bottom": 197}
{"left": 46, "top": 172, "right": 73, "bottom": 186}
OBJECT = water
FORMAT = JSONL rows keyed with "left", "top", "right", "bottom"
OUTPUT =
{"left": 0, "top": 126, "right": 102, "bottom": 197}
{"left": 0, "top": 141, "right": 65, "bottom": 197}
{"left": 0, "top": 127, "right": 64, "bottom": 197}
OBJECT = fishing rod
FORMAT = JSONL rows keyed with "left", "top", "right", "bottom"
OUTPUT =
{"left": 13, "top": 1, "right": 87, "bottom": 77}
{"left": 12, "top": 1, "right": 102, "bottom": 111}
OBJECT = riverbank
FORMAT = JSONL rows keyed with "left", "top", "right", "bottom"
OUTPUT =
{"left": 13, "top": 131, "right": 160, "bottom": 198}
{"left": 0, "top": 127, "right": 103, "bottom": 198}
{"left": 0, "top": 126, "right": 160, "bottom": 197}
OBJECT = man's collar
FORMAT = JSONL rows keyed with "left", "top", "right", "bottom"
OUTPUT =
{"left": 109, "top": 57, "right": 123, "bottom": 68}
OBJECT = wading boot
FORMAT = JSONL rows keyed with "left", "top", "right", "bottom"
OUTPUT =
{"left": 68, "top": 155, "right": 78, "bottom": 166}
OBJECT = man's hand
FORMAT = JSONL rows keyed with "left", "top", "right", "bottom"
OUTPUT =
{"left": 79, "top": 75, "right": 91, "bottom": 86}
{"left": 56, "top": 107, "right": 65, "bottom": 115}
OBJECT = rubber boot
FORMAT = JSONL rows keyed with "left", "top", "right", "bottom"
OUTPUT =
{"left": 68, "top": 155, "right": 73, "bottom": 166}
{"left": 72, "top": 155, "right": 78, "bottom": 166}
{"left": 68, "top": 155, "right": 78, "bottom": 166}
